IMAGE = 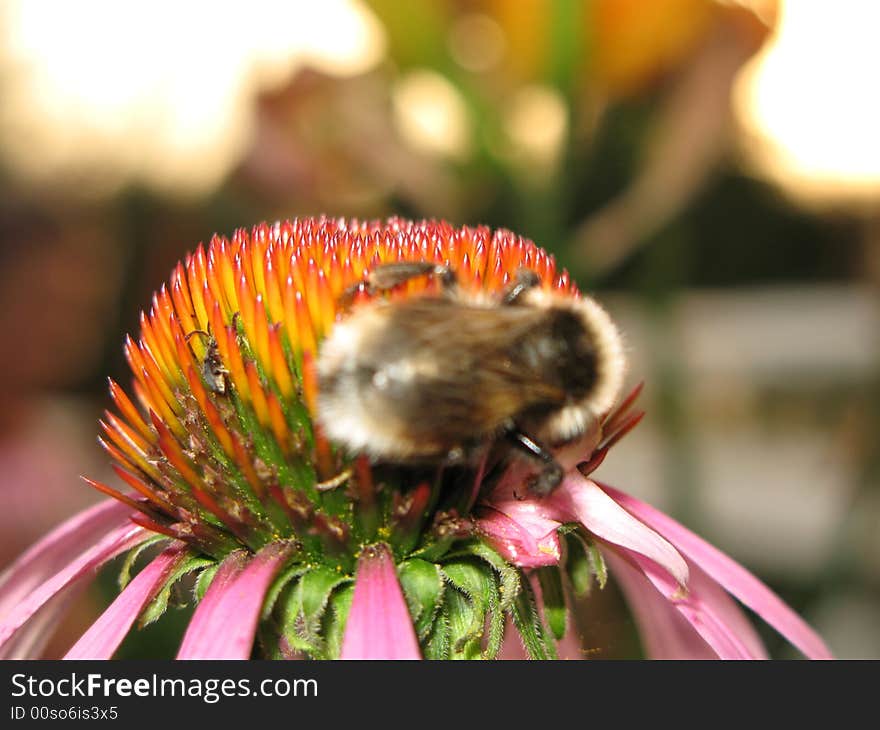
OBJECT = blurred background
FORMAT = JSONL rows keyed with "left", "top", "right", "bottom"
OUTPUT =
{"left": 0, "top": 0, "right": 877, "bottom": 658}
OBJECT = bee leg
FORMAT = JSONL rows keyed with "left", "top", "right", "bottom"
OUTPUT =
{"left": 184, "top": 328, "right": 211, "bottom": 343}
{"left": 505, "top": 430, "right": 563, "bottom": 496}
{"left": 368, "top": 262, "right": 457, "bottom": 292}
{"left": 339, "top": 262, "right": 458, "bottom": 308}
{"left": 501, "top": 269, "right": 541, "bottom": 306}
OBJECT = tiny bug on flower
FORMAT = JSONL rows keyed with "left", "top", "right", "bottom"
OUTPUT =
{"left": 185, "top": 329, "right": 229, "bottom": 395}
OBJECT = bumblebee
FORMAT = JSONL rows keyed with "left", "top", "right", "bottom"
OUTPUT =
{"left": 316, "top": 262, "right": 625, "bottom": 494}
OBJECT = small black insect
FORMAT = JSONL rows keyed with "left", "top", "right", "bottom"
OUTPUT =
{"left": 185, "top": 329, "right": 229, "bottom": 395}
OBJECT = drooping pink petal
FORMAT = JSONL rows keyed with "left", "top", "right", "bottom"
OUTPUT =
{"left": 604, "top": 551, "right": 718, "bottom": 659}
{"left": 341, "top": 543, "right": 421, "bottom": 660}
{"left": 601, "top": 483, "right": 833, "bottom": 659}
{"left": 682, "top": 557, "right": 768, "bottom": 659}
{"left": 607, "top": 548, "right": 767, "bottom": 659}
{"left": 475, "top": 506, "right": 561, "bottom": 567}
{"left": 0, "top": 499, "right": 134, "bottom": 618}
{"left": 623, "top": 549, "right": 761, "bottom": 659}
{"left": 64, "top": 542, "right": 188, "bottom": 659}
{"left": 177, "top": 542, "right": 291, "bottom": 660}
{"left": 545, "top": 473, "right": 690, "bottom": 589}
{"left": 0, "top": 521, "right": 147, "bottom": 658}
{"left": 177, "top": 552, "right": 247, "bottom": 657}
{"left": 1, "top": 592, "right": 82, "bottom": 660}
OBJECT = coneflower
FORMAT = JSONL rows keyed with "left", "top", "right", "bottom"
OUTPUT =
{"left": 0, "top": 217, "right": 831, "bottom": 659}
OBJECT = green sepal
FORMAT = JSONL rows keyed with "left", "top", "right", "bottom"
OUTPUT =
{"left": 563, "top": 529, "right": 608, "bottom": 595}
{"left": 467, "top": 541, "right": 521, "bottom": 612}
{"left": 256, "top": 623, "right": 285, "bottom": 660}
{"left": 139, "top": 554, "right": 214, "bottom": 627}
{"left": 587, "top": 541, "right": 608, "bottom": 590}
{"left": 398, "top": 559, "right": 445, "bottom": 640}
{"left": 422, "top": 601, "right": 450, "bottom": 660}
{"left": 280, "top": 566, "right": 350, "bottom": 658}
{"left": 193, "top": 563, "right": 221, "bottom": 601}
{"left": 280, "top": 631, "right": 320, "bottom": 655}
{"left": 510, "top": 573, "right": 557, "bottom": 660}
{"left": 440, "top": 557, "right": 505, "bottom": 658}
{"left": 322, "top": 583, "right": 354, "bottom": 660}
{"left": 410, "top": 534, "right": 458, "bottom": 563}
{"left": 562, "top": 530, "right": 593, "bottom": 596}
{"left": 536, "top": 566, "right": 567, "bottom": 640}
{"left": 441, "top": 559, "right": 494, "bottom": 658}
{"left": 484, "top": 576, "right": 504, "bottom": 660}
{"left": 443, "top": 588, "right": 482, "bottom": 660}
{"left": 117, "top": 535, "right": 169, "bottom": 590}
{"left": 260, "top": 563, "right": 310, "bottom": 620}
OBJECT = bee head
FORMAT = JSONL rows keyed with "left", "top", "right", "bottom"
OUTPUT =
{"left": 518, "top": 288, "right": 626, "bottom": 444}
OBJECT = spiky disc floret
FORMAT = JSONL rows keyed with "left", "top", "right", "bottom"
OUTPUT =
{"left": 93, "top": 217, "right": 575, "bottom": 569}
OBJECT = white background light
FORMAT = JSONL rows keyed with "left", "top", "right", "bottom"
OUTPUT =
{"left": 0, "top": 0, "right": 385, "bottom": 196}
{"left": 734, "top": 0, "right": 880, "bottom": 203}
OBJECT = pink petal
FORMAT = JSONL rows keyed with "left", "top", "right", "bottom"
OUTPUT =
{"left": 604, "top": 551, "right": 718, "bottom": 659}
{"left": 177, "top": 552, "right": 247, "bottom": 658}
{"left": 64, "top": 543, "right": 188, "bottom": 659}
{"left": 475, "top": 506, "right": 561, "bottom": 567}
{"left": 1, "top": 593, "right": 82, "bottom": 660}
{"left": 0, "top": 499, "right": 134, "bottom": 618}
{"left": 341, "top": 543, "right": 421, "bottom": 660}
{"left": 683, "top": 558, "right": 768, "bottom": 659}
{"left": 608, "top": 548, "right": 767, "bottom": 659}
{"left": 0, "top": 520, "right": 147, "bottom": 658}
{"left": 177, "top": 542, "right": 290, "bottom": 660}
{"left": 546, "top": 473, "right": 690, "bottom": 589}
{"left": 624, "top": 550, "right": 761, "bottom": 659}
{"left": 601, "top": 483, "right": 833, "bottom": 659}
